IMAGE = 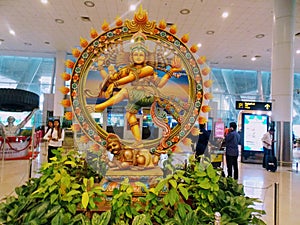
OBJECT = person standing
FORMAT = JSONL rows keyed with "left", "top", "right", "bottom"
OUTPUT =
{"left": 261, "top": 128, "right": 275, "bottom": 168}
{"left": 43, "top": 119, "right": 65, "bottom": 162}
{"left": 195, "top": 123, "right": 210, "bottom": 160}
{"left": 45, "top": 119, "right": 54, "bottom": 134}
{"left": 225, "top": 122, "right": 240, "bottom": 180}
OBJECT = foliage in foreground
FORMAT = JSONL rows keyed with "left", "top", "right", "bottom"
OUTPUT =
{"left": 0, "top": 149, "right": 266, "bottom": 225}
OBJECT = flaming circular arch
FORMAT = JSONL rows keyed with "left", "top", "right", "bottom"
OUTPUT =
{"left": 64, "top": 6, "right": 213, "bottom": 153}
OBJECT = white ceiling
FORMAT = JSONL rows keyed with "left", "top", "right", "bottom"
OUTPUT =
{"left": 0, "top": 0, "right": 299, "bottom": 73}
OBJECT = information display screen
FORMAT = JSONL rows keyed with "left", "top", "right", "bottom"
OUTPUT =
{"left": 242, "top": 114, "right": 269, "bottom": 152}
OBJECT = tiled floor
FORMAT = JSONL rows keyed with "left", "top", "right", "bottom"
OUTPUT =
{"left": 1, "top": 143, "right": 300, "bottom": 225}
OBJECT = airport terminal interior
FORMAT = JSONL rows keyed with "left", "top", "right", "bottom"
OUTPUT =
{"left": 1, "top": 0, "right": 300, "bottom": 224}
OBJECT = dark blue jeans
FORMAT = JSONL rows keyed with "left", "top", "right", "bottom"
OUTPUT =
{"left": 263, "top": 147, "right": 272, "bottom": 168}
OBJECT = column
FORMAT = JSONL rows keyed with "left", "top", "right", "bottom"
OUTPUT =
{"left": 271, "top": 0, "right": 296, "bottom": 164}
{"left": 53, "top": 51, "right": 66, "bottom": 117}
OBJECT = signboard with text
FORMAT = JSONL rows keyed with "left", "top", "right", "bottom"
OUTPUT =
{"left": 235, "top": 101, "right": 272, "bottom": 111}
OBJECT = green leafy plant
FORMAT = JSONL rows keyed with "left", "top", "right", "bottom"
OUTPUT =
{"left": 0, "top": 148, "right": 267, "bottom": 225}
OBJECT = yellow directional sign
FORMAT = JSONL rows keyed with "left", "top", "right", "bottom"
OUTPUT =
{"left": 235, "top": 101, "right": 272, "bottom": 111}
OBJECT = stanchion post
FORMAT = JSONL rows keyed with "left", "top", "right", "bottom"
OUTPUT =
{"left": 214, "top": 212, "right": 221, "bottom": 225}
{"left": 28, "top": 125, "right": 36, "bottom": 179}
{"left": 274, "top": 182, "right": 279, "bottom": 225}
{"left": 0, "top": 136, "right": 6, "bottom": 183}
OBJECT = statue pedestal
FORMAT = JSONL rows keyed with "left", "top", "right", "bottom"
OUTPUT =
{"left": 100, "top": 167, "right": 163, "bottom": 196}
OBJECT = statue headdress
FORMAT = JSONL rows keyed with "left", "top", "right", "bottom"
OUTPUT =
{"left": 130, "top": 31, "right": 148, "bottom": 53}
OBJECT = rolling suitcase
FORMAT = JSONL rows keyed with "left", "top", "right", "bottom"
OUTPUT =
{"left": 265, "top": 155, "right": 277, "bottom": 172}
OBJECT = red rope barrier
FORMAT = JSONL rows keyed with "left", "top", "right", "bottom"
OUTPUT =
{"left": 5, "top": 138, "right": 31, "bottom": 152}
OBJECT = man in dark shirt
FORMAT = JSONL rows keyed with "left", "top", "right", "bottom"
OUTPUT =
{"left": 195, "top": 123, "right": 210, "bottom": 160}
{"left": 225, "top": 122, "right": 240, "bottom": 180}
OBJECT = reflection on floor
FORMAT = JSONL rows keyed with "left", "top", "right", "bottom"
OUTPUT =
{"left": 1, "top": 144, "right": 300, "bottom": 225}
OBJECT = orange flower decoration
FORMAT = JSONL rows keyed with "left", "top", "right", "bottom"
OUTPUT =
{"left": 204, "top": 93, "right": 213, "bottom": 100}
{"left": 90, "top": 28, "right": 98, "bottom": 39}
{"left": 71, "top": 90, "right": 77, "bottom": 98}
{"left": 193, "top": 108, "right": 199, "bottom": 116}
{"left": 72, "top": 74, "right": 79, "bottom": 82}
{"left": 191, "top": 127, "right": 200, "bottom": 136}
{"left": 195, "top": 74, "right": 202, "bottom": 83}
{"left": 72, "top": 48, "right": 81, "bottom": 58}
{"left": 198, "top": 116, "right": 207, "bottom": 124}
{"left": 167, "top": 35, "right": 174, "bottom": 42}
{"left": 61, "top": 99, "right": 71, "bottom": 108}
{"left": 182, "top": 137, "right": 192, "bottom": 146}
{"left": 80, "top": 37, "right": 88, "bottom": 48}
{"left": 171, "top": 136, "right": 180, "bottom": 143}
{"left": 158, "top": 19, "right": 167, "bottom": 29}
{"left": 65, "top": 60, "right": 74, "bottom": 69}
{"left": 72, "top": 124, "right": 81, "bottom": 132}
{"left": 190, "top": 44, "right": 198, "bottom": 53}
{"left": 181, "top": 33, "right": 189, "bottom": 43}
{"left": 90, "top": 143, "right": 100, "bottom": 152}
{"left": 80, "top": 135, "right": 90, "bottom": 144}
{"left": 61, "top": 72, "right": 71, "bottom": 81}
{"left": 201, "top": 67, "right": 211, "bottom": 76}
{"left": 101, "top": 20, "right": 110, "bottom": 32}
{"left": 189, "top": 59, "right": 196, "bottom": 67}
{"left": 75, "top": 107, "right": 81, "bottom": 114}
{"left": 201, "top": 105, "right": 211, "bottom": 113}
{"left": 197, "top": 56, "right": 206, "bottom": 65}
{"left": 64, "top": 111, "right": 73, "bottom": 120}
{"left": 196, "top": 92, "right": 203, "bottom": 100}
{"left": 115, "top": 16, "right": 123, "bottom": 26}
{"left": 59, "top": 86, "right": 70, "bottom": 95}
{"left": 204, "top": 80, "right": 213, "bottom": 88}
{"left": 184, "top": 123, "right": 191, "bottom": 131}
{"left": 94, "top": 135, "right": 101, "bottom": 142}
{"left": 169, "top": 24, "right": 177, "bottom": 34}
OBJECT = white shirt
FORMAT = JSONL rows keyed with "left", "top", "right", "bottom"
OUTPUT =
{"left": 261, "top": 132, "right": 272, "bottom": 149}
{"left": 43, "top": 128, "right": 65, "bottom": 147}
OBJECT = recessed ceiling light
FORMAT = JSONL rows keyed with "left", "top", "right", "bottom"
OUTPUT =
{"left": 24, "top": 42, "right": 32, "bottom": 46}
{"left": 222, "top": 11, "right": 229, "bottom": 18}
{"left": 44, "top": 41, "right": 50, "bottom": 45}
{"left": 251, "top": 57, "right": 257, "bottom": 61}
{"left": 255, "top": 55, "right": 261, "bottom": 58}
{"left": 206, "top": 30, "right": 215, "bottom": 35}
{"left": 295, "top": 32, "right": 300, "bottom": 37}
{"left": 84, "top": 1, "right": 95, "bottom": 7}
{"left": 242, "top": 55, "right": 247, "bottom": 58}
{"left": 129, "top": 4, "right": 136, "bottom": 11}
{"left": 180, "top": 9, "right": 190, "bottom": 15}
{"left": 197, "top": 43, "right": 202, "bottom": 48}
{"left": 81, "top": 16, "right": 91, "bottom": 22}
{"left": 55, "top": 19, "right": 64, "bottom": 24}
{"left": 255, "top": 34, "right": 265, "bottom": 39}
{"left": 9, "top": 29, "right": 15, "bottom": 36}
{"left": 225, "top": 56, "right": 232, "bottom": 59}
{"left": 296, "top": 49, "right": 300, "bottom": 54}
{"left": 40, "top": 0, "right": 48, "bottom": 4}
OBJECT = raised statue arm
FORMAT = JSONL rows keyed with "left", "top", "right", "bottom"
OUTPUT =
{"left": 17, "top": 108, "right": 39, "bottom": 129}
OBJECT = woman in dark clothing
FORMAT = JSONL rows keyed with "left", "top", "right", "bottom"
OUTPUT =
{"left": 195, "top": 123, "right": 210, "bottom": 160}
{"left": 225, "top": 122, "right": 240, "bottom": 180}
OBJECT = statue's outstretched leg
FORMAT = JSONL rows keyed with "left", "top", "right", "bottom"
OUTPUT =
{"left": 94, "top": 89, "right": 128, "bottom": 112}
